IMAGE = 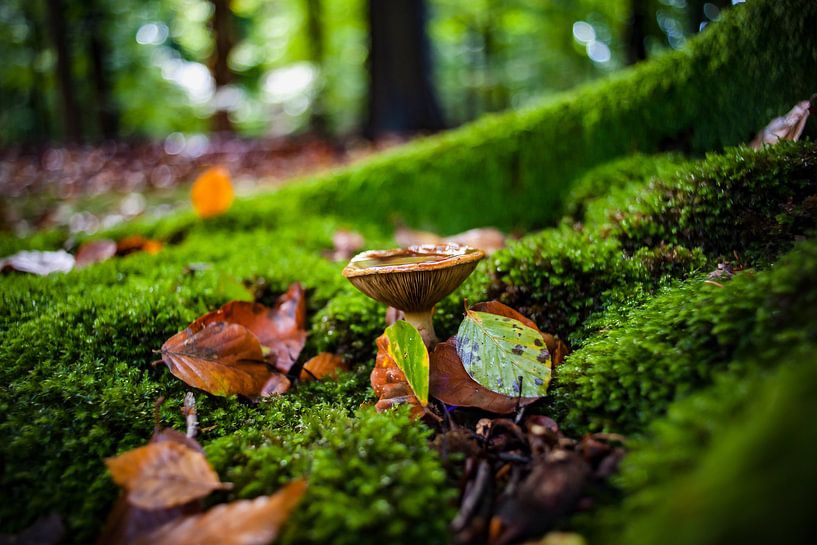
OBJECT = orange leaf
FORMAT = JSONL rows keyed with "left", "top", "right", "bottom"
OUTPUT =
{"left": 105, "top": 442, "right": 230, "bottom": 510}
{"left": 196, "top": 283, "right": 307, "bottom": 373}
{"left": 371, "top": 334, "right": 425, "bottom": 419}
{"left": 159, "top": 321, "right": 282, "bottom": 398}
{"left": 116, "top": 235, "right": 163, "bottom": 256}
{"left": 132, "top": 480, "right": 307, "bottom": 545}
{"left": 191, "top": 166, "right": 234, "bottom": 218}
{"left": 299, "top": 352, "right": 348, "bottom": 382}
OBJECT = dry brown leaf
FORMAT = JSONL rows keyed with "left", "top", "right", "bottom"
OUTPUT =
{"left": 395, "top": 225, "right": 506, "bottom": 255}
{"left": 191, "top": 166, "right": 234, "bottom": 218}
{"left": 158, "top": 321, "right": 281, "bottom": 398}
{"left": 188, "top": 284, "right": 307, "bottom": 373}
{"left": 105, "top": 442, "right": 230, "bottom": 510}
{"left": 96, "top": 494, "right": 200, "bottom": 545}
{"left": 430, "top": 339, "right": 537, "bottom": 414}
{"left": 116, "top": 235, "right": 163, "bottom": 256}
{"left": 132, "top": 480, "right": 307, "bottom": 545}
{"left": 447, "top": 227, "right": 506, "bottom": 255}
{"left": 394, "top": 225, "right": 444, "bottom": 247}
{"left": 299, "top": 352, "right": 348, "bottom": 382}
{"left": 260, "top": 373, "right": 292, "bottom": 396}
{"left": 75, "top": 239, "right": 117, "bottom": 268}
{"left": 328, "top": 229, "right": 365, "bottom": 261}
{"left": 751, "top": 97, "right": 814, "bottom": 148}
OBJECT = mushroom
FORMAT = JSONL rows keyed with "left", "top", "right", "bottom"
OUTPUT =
{"left": 342, "top": 243, "right": 485, "bottom": 347}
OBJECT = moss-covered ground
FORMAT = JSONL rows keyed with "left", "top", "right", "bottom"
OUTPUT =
{"left": 2, "top": 0, "right": 817, "bottom": 543}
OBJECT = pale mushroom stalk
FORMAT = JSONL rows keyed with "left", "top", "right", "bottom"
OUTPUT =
{"left": 403, "top": 310, "right": 438, "bottom": 348}
{"left": 342, "top": 244, "right": 485, "bottom": 350}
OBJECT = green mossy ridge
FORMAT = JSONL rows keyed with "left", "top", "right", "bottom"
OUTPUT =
{"left": 221, "top": 0, "right": 817, "bottom": 235}
{"left": 547, "top": 236, "right": 817, "bottom": 435}
{"left": 482, "top": 142, "right": 817, "bottom": 342}
{"left": 590, "top": 345, "right": 817, "bottom": 545}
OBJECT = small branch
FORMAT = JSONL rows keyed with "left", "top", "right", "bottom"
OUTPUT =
{"left": 182, "top": 392, "right": 198, "bottom": 439}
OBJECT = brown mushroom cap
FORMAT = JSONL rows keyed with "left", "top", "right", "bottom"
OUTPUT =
{"left": 342, "top": 244, "right": 485, "bottom": 312}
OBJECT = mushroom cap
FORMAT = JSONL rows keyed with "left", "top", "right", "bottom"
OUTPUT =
{"left": 342, "top": 244, "right": 485, "bottom": 312}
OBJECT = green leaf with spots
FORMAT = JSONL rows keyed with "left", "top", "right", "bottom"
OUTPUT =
{"left": 384, "top": 320, "right": 429, "bottom": 406}
{"left": 456, "top": 310, "right": 551, "bottom": 398}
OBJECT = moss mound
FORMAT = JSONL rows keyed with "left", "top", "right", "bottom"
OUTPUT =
{"left": 2, "top": 0, "right": 817, "bottom": 542}
{"left": 593, "top": 343, "right": 817, "bottom": 545}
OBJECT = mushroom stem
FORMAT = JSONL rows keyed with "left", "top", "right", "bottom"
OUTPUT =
{"left": 403, "top": 310, "right": 439, "bottom": 348}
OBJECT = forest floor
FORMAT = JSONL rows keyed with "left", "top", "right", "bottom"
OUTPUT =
{"left": 0, "top": 134, "right": 402, "bottom": 236}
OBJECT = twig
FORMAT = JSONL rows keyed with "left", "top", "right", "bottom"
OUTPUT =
{"left": 182, "top": 392, "right": 198, "bottom": 439}
{"left": 451, "top": 459, "right": 492, "bottom": 532}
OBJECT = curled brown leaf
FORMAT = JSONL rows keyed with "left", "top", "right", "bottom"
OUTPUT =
{"left": 132, "top": 480, "right": 307, "bottom": 545}
{"left": 299, "top": 352, "right": 348, "bottom": 382}
{"left": 105, "top": 442, "right": 230, "bottom": 510}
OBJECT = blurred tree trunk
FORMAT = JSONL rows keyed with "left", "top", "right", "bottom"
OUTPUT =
{"left": 626, "top": 0, "right": 648, "bottom": 64}
{"left": 305, "top": 0, "right": 327, "bottom": 135}
{"left": 45, "top": 0, "right": 81, "bottom": 143}
{"left": 85, "top": 0, "right": 119, "bottom": 140}
{"left": 210, "top": 0, "right": 235, "bottom": 133}
{"left": 365, "top": 0, "right": 444, "bottom": 138}
{"left": 481, "top": 1, "right": 509, "bottom": 112}
{"left": 22, "top": 3, "right": 50, "bottom": 141}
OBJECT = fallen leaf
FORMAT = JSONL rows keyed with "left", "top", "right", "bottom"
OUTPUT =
{"left": 447, "top": 227, "right": 506, "bottom": 255}
{"left": 395, "top": 225, "right": 443, "bottom": 247}
{"left": 371, "top": 333, "right": 425, "bottom": 418}
{"left": 191, "top": 166, "right": 234, "bottom": 218}
{"left": 105, "top": 441, "right": 230, "bottom": 510}
{"left": 132, "top": 480, "right": 307, "bottom": 545}
{"left": 116, "top": 235, "right": 163, "bottom": 256}
{"left": 471, "top": 302, "right": 569, "bottom": 365}
{"left": 751, "top": 96, "right": 814, "bottom": 148}
{"left": 327, "top": 229, "right": 365, "bottom": 261}
{"left": 188, "top": 284, "right": 307, "bottom": 373}
{"left": 430, "top": 339, "right": 538, "bottom": 413}
{"left": 430, "top": 302, "right": 563, "bottom": 412}
{"left": 0, "top": 514, "right": 64, "bottom": 545}
{"left": 395, "top": 226, "right": 506, "bottom": 255}
{"left": 384, "top": 320, "right": 430, "bottom": 406}
{"left": 0, "top": 250, "right": 75, "bottom": 275}
{"left": 260, "top": 373, "right": 292, "bottom": 396}
{"left": 158, "top": 321, "right": 281, "bottom": 398}
{"left": 75, "top": 239, "right": 117, "bottom": 268}
{"left": 299, "top": 353, "right": 348, "bottom": 382}
{"left": 96, "top": 494, "right": 200, "bottom": 545}
{"left": 457, "top": 309, "right": 552, "bottom": 398}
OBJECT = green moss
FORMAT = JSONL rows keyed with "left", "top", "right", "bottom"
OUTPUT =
{"left": 206, "top": 405, "right": 454, "bottom": 545}
{"left": 484, "top": 142, "right": 817, "bottom": 342}
{"left": 613, "top": 143, "right": 817, "bottom": 262}
{"left": 563, "top": 153, "right": 688, "bottom": 223}
{"left": 547, "top": 237, "right": 817, "bottom": 435}
{"left": 593, "top": 346, "right": 817, "bottom": 545}
{"left": 2, "top": 1, "right": 817, "bottom": 540}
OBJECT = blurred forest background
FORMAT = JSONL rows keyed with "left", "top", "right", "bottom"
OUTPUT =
{"left": 0, "top": 0, "right": 738, "bottom": 233}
